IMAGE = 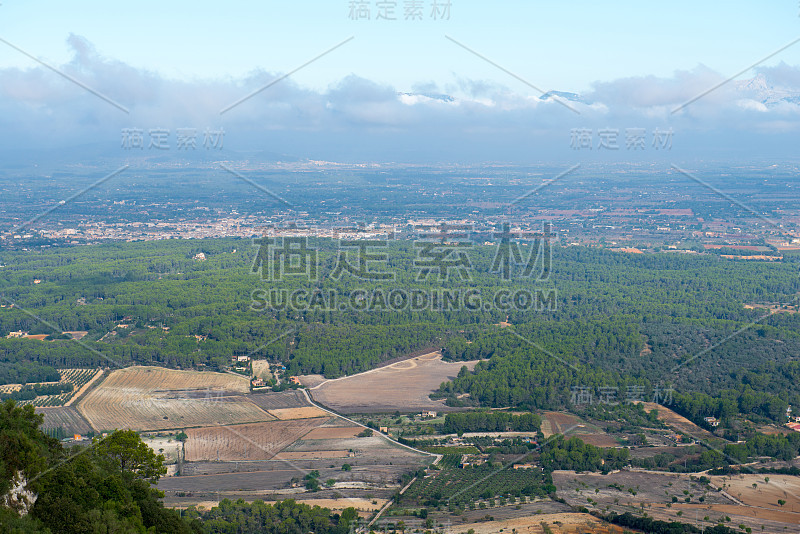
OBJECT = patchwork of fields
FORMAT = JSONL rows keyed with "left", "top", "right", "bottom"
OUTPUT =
{"left": 77, "top": 366, "right": 270, "bottom": 431}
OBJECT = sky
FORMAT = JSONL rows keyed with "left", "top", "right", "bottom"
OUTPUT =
{"left": 2, "top": 1, "right": 800, "bottom": 163}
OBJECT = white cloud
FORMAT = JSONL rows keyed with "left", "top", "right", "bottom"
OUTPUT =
{"left": 1, "top": 36, "right": 800, "bottom": 162}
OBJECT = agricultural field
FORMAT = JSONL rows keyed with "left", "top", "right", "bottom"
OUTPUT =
{"left": 274, "top": 450, "right": 352, "bottom": 460}
{"left": 301, "top": 352, "right": 480, "bottom": 414}
{"left": 251, "top": 360, "right": 271, "bottom": 380}
{"left": 302, "top": 426, "right": 362, "bottom": 440}
{"left": 35, "top": 406, "right": 93, "bottom": 436}
{"left": 397, "top": 455, "right": 549, "bottom": 509}
{"left": 5, "top": 368, "right": 103, "bottom": 407}
{"left": 267, "top": 406, "right": 329, "bottom": 420}
{"left": 450, "top": 513, "right": 624, "bottom": 534}
{"left": 553, "top": 469, "right": 730, "bottom": 509}
{"left": 710, "top": 474, "right": 800, "bottom": 513}
{"left": 539, "top": 410, "right": 626, "bottom": 447}
{"left": 540, "top": 411, "right": 614, "bottom": 447}
{"left": 154, "top": 383, "right": 432, "bottom": 508}
{"left": 552, "top": 469, "right": 800, "bottom": 532}
{"left": 77, "top": 366, "right": 272, "bottom": 431}
{"left": 185, "top": 418, "right": 329, "bottom": 461}
{"left": 639, "top": 402, "right": 718, "bottom": 442}
{"left": 247, "top": 390, "right": 311, "bottom": 410}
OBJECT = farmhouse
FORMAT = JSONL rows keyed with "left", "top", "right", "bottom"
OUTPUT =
{"left": 704, "top": 416, "right": 720, "bottom": 427}
{"left": 6, "top": 331, "right": 27, "bottom": 338}
{"left": 512, "top": 463, "right": 538, "bottom": 470}
{"left": 417, "top": 410, "right": 438, "bottom": 419}
{"left": 459, "top": 454, "right": 488, "bottom": 468}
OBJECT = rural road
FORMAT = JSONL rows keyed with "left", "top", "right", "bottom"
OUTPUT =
{"left": 300, "top": 388, "right": 441, "bottom": 461}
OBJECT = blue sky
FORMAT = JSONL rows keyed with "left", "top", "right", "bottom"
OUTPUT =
{"left": 3, "top": 1, "right": 799, "bottom": 92}
{"left": 2, "top": 1, "right": 800, "bottom": 162}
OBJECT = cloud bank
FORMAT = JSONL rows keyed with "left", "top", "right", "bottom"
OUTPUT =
{"left": 1, "top": 35, "right": 800, "bottom": 163}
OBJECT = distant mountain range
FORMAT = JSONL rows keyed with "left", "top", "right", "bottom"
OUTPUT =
{"left": 397, "top": 92, "right": 455, "bottom": 103}
{"left": 538, "top": 90, "right": 591, "bottom": 104}
{"left": 732, "top": 73, "right": 800, "bottom": 106}
{"left": 402, "top": 75, "right": 800, "bottom": 109}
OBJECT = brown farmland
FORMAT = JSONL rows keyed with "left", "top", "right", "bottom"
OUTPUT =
{"left": 640, "top": 401, "right": 717, "bottom": 440}
{"left": 268, "top": 406, "right": 329, "bottom": 420}
{"left": 185, "top": 418, "right": 329, "bottom": 461}
{"left": 301, "top": 352, "right": 479, "bottom": 413}
{"left": 274, "top": 450, "right": 352, "bottom": 460}
{"left": 247, "top": 390, "right": 311, "bottom": 410}
{"left": 541, "top": 411, "right": 610, "bottom": 444}
{"left": 78, "top": 366, "right": 272, "bottom": 431}
{"left": 711, "top": 474, "right": 800, "bottom": 514}
{"left": 302, "top": 426, "right": 362, "bottom": 440}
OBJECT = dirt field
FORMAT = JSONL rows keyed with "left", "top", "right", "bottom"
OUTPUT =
{"left": 77, "top": 366, "right": 271, "bottom": 431}
{"left": 711, "top": 474, "right": 800, "bottom": 513}
{"left": 274, "top": 450, "right": 352, "bottom": 459}
{"left": 639, "top": 402, "right": 717, "bottom": 441}
{"left": 182, "top": 497, "right": 387, "bottom": 513}
{"left": 555, "top": 469, "right": 800, "bottom": 532}
{"left": 553, "top": 469, "right": 732, "bottom": 509}
{"left": 540, "top": 411, "right": 609, "bottom": 442}
{"left": 247, "top": 390, "right": 311, "bottom": 410}
{"left": 572, "top": 433, "right": 620, "bottom": 447}
{"left": 648, "top": 503, "right": 800, "bottom": 532}
{"left": 268, "top": 406, "right": 329, "bottom": 420}
{"left": 185, "top": 418, "right": 329, "bottom": 462}
{"left": 449, "top": 512, "right": 624, "bottom": 534}
{"left": 301, "top": 352, "right": 480, "bottom": 413}
{"left": 251, "top": 360, "right": 271, "bottom": 380}
{"left": 302, "top": 426, "right": 361, "bottom": 439}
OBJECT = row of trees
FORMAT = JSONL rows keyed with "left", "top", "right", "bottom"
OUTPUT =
{"left": 442, "top": 410, "right": 541, "bottom": 434}
{"left": 539, "top": 435, "right": 630, "bottom": 473}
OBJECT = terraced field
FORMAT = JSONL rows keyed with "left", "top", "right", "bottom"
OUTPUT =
{"left": 77, "top": 366, "right": 272, "bottom": 431}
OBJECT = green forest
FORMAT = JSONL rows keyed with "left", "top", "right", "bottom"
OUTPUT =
{"left": 0, "top": 237, "right": 799, "bottom": 427}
